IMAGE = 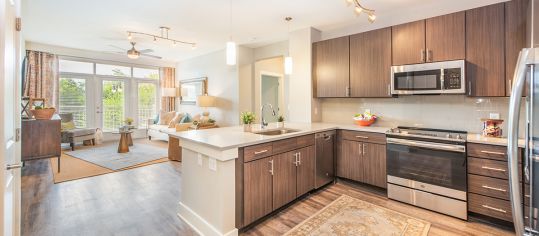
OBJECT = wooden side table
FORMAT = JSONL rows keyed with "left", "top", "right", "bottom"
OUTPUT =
{"left": 113, "top": 130, "right": 133, "bottom": 153}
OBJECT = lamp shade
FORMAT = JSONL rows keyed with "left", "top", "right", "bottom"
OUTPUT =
{"left": 197, "top": 95, "right": 216, "bottom": 107}
{"left": 161, "top": 88, "right": 176, "bottom": 97}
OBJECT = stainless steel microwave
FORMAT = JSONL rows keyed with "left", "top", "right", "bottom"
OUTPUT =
{"left": 390, "top": 60, "right": 465, "bottom": 95}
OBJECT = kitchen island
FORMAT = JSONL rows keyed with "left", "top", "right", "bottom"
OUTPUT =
{"left": 170, "top": 122, "right": 389, "bottom": 236}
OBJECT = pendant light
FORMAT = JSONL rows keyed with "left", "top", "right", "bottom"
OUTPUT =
{"left": 226, "top": 0, "right": 237, "bottom": 65}
{"left": 284, "top": 17, "right": 293, "bottom": 75}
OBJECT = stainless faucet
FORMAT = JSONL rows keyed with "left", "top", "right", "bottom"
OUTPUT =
{"left": 260, "top": 103, "right": 276, "bottom": 129}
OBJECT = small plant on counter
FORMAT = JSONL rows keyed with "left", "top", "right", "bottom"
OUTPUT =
{"left": 208, "top": 118, "right": 216, "bottom": 124}
{"left": 124, "top": 117, "right": 134, "bottom": 125}
{"left": 277, "top": 115, "right": 285, "bottom": 122}
{"left": 240, "top": 112, "right": 256, "bottom": 124}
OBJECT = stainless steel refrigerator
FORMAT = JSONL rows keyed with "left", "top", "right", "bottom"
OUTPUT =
{"left": 508, "top": 1, "right": 539, "bottom": 235}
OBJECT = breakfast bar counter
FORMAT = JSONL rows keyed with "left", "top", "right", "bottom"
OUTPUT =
{"left": 170, "top": 122, "right": 390, "bottom": 236}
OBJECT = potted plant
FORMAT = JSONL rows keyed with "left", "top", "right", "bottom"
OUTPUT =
{"left": 124, "top": 117, "right": 134, "bottom": 126}
{"left": 240, "top": 112, "right": 256, "bottom": 132}
{"left": 30, "top": 105, "right": 56, "bottom": 120}
{"left": 277, "top": 115, "right": 285, "bottom": 128}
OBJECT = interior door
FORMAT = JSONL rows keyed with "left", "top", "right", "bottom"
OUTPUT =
{"left": 1, "top": 0, "right": 22, "bottom": 235}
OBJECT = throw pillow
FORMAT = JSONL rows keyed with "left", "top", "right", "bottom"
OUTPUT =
{"left": 168, "top": 113, "right": 185, "bottom": 128}
{"left": 158, "top": 111, "right": 176, "bottom": 125}
{"left": 61, "top": 121, "right": 76, "bottom": 131}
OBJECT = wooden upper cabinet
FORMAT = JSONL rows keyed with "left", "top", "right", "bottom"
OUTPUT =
{"left": 505, "top": 0, "right": 529, "bottom": 96}
{"left": 425, "top": 12, "right": 465, "bottom": 62}
{"left": 312, "top": 36, "right": 350, "bottom": 97}
{"left": 350, "top": 27, "right": 392, "bottom": 97}
{"left": 466, "top": 3, "right": 506, "bottom": 97}
{"left": 392, "top": 20, "right": 426, "bottom": 65}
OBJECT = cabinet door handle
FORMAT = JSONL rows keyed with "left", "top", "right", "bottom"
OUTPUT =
{"left": 387, "top": 84, "right": 391, "bottom": 96}
{"left": 298, "top": 152, "right": 301, "bottom": 165}
{"left": 294, "top": 153, "right": 300, "bottom": 166}
{"left": 481, "top": 166, "right": 506, "bottom": 172}
{"left": 363, "top": 143, "right": 366, "bottom": 155}
{"left": 481, "top": 204, "right": 507, "bottom": 213}
{"left": 358, "top": 143, "right": 362, "bottom": 156}
{"left": 468, "top": 81, "right": 472, "bottom": 96}
{"left": 508, "top": 79, "right": 512, "bottom": 95}
{"left": 421, "top": 49, "right": 425, "bottom": 62}
{"left": 355, "top": 135, "right": 369, "bottom": 139}
{"left": 345, "top": 86, "right": 350, "bottom": 97}
{"left": 269, "top": 160, "right": 274, "bottom": 175}
{"left": 254, "top": 149, "right": 268, "bottom": 155}
{"left": 426, "top": 49, "right": 432, "bottom": 62}
{"left": 480, "top": 150, "right": 505, "bottom": 156}
{"left": 482, "top": 185, "right": 507, "bottom": 192}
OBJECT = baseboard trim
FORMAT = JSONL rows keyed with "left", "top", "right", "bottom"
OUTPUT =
{"left": 177, "top": 202, "right": 238, "bottom": 236}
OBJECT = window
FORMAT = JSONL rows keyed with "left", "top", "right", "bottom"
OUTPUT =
{"left": 59, "top": 60, "right": 93, "bottom": 74}
{"left": 59, "top": 78, "right": 87, "bottom": 127}
{"left": 102, "top": 80, "right": 125, "bottom": 131}
{"left": 137, "top": 83, "right": 157, "bottom": 128}
{"left": 96, "top": 63, "right": 131, "bottom": 77}
{"left": 133, "top": 67, "right": 159, "bottom": 79}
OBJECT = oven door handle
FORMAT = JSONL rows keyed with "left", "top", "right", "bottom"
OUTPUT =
{"left": 386, "top": 138, "right": 466, "bottom": 153}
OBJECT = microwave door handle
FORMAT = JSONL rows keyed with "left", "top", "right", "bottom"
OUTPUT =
{"left": 507, "top": 48, "right": 531, "bottom": 236}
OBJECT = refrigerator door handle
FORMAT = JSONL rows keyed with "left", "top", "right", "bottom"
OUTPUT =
{"left": 508, "top": 48, "right": 532, "bottom": 236}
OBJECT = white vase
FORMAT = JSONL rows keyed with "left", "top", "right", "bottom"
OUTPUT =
{"left": 243, "top": 124, "right": 252, "bottom": 132}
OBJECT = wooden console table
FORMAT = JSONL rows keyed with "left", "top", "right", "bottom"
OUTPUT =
{"left": 168, "top": 124, "right": 219, "bottom": 161}
{"left": 21, "top": 118, "right": 61, "bottom": 171}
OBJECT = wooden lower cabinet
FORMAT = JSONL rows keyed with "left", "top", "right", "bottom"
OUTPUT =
{"left": 242, "top": 144, "right": 316, "bottom": 226}
{"left": 337, "top": 138, "right": 387, "bottom": 188}
{"left": 243, "top": 156, "right": 273, "bottom": 226}
{"left": 272, "top": 152, "right": 297, "bottom": 210}
{"left": 296, "top": 146, "right": 315, "bottom": 197}
{"left": 363, "top": 143, "right": 387, "bottom": 188}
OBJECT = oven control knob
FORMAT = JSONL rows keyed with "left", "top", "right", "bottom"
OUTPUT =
{"left": 456, "top": 134, "right": 462, "bottom": 139}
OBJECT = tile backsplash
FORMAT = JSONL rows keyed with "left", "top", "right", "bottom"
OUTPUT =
{"left": 319, "top": 95, "right": 526, "bottom": 136}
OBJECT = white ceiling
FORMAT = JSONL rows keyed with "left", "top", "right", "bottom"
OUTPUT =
{"left": 22, "top": 0, "right": 506, "bottom": 63}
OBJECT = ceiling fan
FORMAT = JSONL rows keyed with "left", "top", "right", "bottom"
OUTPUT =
{"left": 108, "top": 42, "right": 162, "bottom": 59}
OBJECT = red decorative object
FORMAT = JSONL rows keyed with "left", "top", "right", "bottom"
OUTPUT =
{"left": 355, "top": 119, "right": 375, "bottom": 126}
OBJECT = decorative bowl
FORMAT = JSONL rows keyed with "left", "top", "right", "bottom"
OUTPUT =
{"left": 31, "top": 108, "right": 56, "bottom": 120}
{"left": 354, "top": 119, "right": 375, "bottom": 126}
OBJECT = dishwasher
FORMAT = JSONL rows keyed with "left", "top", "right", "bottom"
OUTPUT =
{"left": 315, "top": 130, "right": 335, "bottom": 189}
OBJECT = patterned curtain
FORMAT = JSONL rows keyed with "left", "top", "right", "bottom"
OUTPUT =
{"left": 160, "top": 67, "right": 176, "bottom": 112}
{"left": 23, "top": 50, "right": 59, "bottom": 108}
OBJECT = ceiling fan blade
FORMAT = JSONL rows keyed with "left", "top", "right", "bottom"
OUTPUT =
{"left": 141, "top": 53, "right": 162, "bottom": 59}
{"left": 138, "top": 49, "right": 153, "bottom": 54}
{"left": 102, "top": 51, "right": 125, "bottom": 55}
{"left": 108, "top": 45, "right": 127, "bottom": 51}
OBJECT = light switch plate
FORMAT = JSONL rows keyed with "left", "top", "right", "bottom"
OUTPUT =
{"left": 197, "top": 153, "right": 203, "bottom": 166}
{"left": 489, "top": 113, "right": 500, "bottom": 119}
{"left": 209, "top": 158, "right": 217, "bottom": 171}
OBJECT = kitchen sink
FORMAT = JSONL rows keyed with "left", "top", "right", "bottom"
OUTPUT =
{"left": 253, "top": 128, "right": 301, "bottom": 136}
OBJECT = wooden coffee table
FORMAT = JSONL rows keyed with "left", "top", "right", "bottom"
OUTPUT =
{"left": 113, "top": 130, "right": 133, "bottom": 153}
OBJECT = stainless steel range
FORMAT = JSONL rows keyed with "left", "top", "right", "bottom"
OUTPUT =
{"left": 386, "top": 126, "right": 468, "bottom": 220}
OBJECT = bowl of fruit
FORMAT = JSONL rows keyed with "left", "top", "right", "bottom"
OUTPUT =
{"left": 353, "top": 111, "right": 378, "bottom": 126}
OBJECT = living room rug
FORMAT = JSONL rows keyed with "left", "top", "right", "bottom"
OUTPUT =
{"left": 284, "top": 195, "right": 431, "bottom": 236}
{"left": 50, "top": 141, "right": 169, "bottom": 183}
{"left": 64, "top": 143, "right": 168, "bottom": 170}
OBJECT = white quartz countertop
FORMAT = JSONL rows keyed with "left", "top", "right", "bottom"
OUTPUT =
{"left": 169, "top": 122, "right": 391, "bottom": 150}
{"left": 467, "top": 133, "right": 525, "bottom": 148}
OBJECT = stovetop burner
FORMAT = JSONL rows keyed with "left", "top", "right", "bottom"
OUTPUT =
{"left": 387, "top": 126, "right": 467, "bottom": 142}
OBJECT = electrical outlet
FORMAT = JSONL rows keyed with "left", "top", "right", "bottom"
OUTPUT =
{"left": 197, "top": 153, "right": 203, "bottom": 166}
{"left": 208, "top": 158, "right": 217, "bottom": 171}
{"left": 489, "top": 113, "right": 500, "bottom": 119}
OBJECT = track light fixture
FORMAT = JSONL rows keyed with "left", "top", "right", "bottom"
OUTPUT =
{"left": 346, "top": 0, "right": 376, "bottom": 23}
{"left": 127, "top": 26, "right": 196, "bottom": 49}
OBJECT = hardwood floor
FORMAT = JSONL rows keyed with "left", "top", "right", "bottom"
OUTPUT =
{"left": 21, "top": 140, "right": 197, "bottom": 236}
{"left": 241, "top": 180, "right": 514, "bottom": 236}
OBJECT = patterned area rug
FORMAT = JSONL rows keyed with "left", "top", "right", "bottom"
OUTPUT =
{"left": 285, "top": 195, "right": 431, "bottom": 236}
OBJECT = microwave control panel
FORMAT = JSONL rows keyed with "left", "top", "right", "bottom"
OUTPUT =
{"left": 443, "top": 68, "right": 462, "bottom": 89}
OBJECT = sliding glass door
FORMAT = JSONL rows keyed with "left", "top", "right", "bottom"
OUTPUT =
{"left": 58, "top": 77, "right": 88, "bottom": 127}
{"left": 101, "top": 80, "right": 125, "bottom": 132}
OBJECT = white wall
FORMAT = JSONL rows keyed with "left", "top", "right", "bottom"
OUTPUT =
{"left": 177, "top": 47, "right": 251, "bottom": 126}
{"left": 254, "top": 41, "right": 288, "bottom": 61}
{"left": 287, "top": 27, "right": 321, "bottom": 123}
{"left": 25, "top": 42, "right": 176, "bottom": 67}
{"left": 320, "top": 96, "right": 525, "bottom": 136}
{"left": 254, "top": 57, "right": 284, "bottom": 118}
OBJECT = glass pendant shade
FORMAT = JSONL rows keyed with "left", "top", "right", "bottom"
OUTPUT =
{"left": 226, "top": 41, "right": 237, "bottom": 65}
{"left": 284, "top": 56, "right": 293, "bottom": 75}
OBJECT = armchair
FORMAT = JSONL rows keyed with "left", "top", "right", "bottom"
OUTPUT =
{"left": 59, "top": 113, "right": 96, "bottom": 151}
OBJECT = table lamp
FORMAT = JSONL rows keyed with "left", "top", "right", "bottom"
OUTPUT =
{"left": 197, "top": 94, "right": 216, "bottom": 117}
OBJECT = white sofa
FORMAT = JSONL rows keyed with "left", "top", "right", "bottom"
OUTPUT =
{"left": 147, "top": 113, "right": 193, "bottom": 141}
